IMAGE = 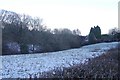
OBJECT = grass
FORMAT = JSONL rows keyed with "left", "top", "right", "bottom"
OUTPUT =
{"left": 9, "top": 43, "right": 120, "bottom": 80}
{"left": 33, "top": 44, "right": 119, "bottom": 79}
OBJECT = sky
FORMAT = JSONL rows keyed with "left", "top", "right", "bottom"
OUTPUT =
{"left": 0, "top": 0, "right": 119, "bottom": 36}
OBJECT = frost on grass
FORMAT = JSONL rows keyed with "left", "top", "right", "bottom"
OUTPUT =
{"left": 1, "top": 42, "right": 119, "bottom": 78}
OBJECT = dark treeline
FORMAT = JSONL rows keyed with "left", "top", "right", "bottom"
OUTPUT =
{"left": 0, "top": 9, "right": 120, "bottom": 55}
{"left": 1, "top": 10, "right": 82, "bottom": 55}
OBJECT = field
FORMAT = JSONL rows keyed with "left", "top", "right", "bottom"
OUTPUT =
{"left": 0, "top": 42, "right": 119, "bottom": 79}
{"left": 41, "top": 43, "right": 119, "bottom": 79}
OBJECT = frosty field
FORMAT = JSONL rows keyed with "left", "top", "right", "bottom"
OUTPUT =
{"left": 0, "top": 42, "right": 119, "bottom": 78}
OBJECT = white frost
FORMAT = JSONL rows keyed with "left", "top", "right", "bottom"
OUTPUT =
{"left": 0, "top": 42, "right": 119, "bottom": 78}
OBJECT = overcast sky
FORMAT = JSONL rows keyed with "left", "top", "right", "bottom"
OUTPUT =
{"left": 0, "top": 0, "right": 119, "bottom": 35}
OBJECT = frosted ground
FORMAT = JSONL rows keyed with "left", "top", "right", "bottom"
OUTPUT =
{"left": 0, "top": 42, "right": 119, "bottom": 78}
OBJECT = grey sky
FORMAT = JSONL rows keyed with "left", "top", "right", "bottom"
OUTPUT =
{"left": 0, "top": 0, "right": 119, "bottom": 35}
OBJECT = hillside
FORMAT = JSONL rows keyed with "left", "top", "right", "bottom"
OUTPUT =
{"left": 0, "top": 42, "right": 119, "bottom": 78}
{"left": 41, "top": 43, "right": 119, "bottom": 79}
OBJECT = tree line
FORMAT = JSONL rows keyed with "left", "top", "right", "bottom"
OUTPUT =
{"left": 1, "top": 10, "right": 82, "bottom": 55}
{"left": 0, "top": 9, "right": 120, "bottom": 55}
{"left": 84, "top": 26, "right": 120, "bottom": 45}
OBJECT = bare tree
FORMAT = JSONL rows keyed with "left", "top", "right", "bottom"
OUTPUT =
{"left": 109, "top": 27, "right": 118, "bottom": 35}
{"left": 73, "top": 29, "right": 81, "bottom": 35}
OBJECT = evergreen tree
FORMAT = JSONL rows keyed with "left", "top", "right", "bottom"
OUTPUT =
{"left": 88, "top": 25, "right": 101, "bottom": 43}
{"left": 94, "top": 25, "right": 101, "bottom": 39}
{"left": 88, "top": 27, "right": 96, "bottom": 43}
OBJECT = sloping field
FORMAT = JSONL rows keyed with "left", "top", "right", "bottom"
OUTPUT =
{"left": 0, "top": 42, "right": 119, "bottom": 78}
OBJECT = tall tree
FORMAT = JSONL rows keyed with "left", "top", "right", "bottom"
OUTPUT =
{"left": 94, "top": 25, "right": 101, "bottom": 39}
{"left": 88, "top": 27, "right": 96, "bottom": 43}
